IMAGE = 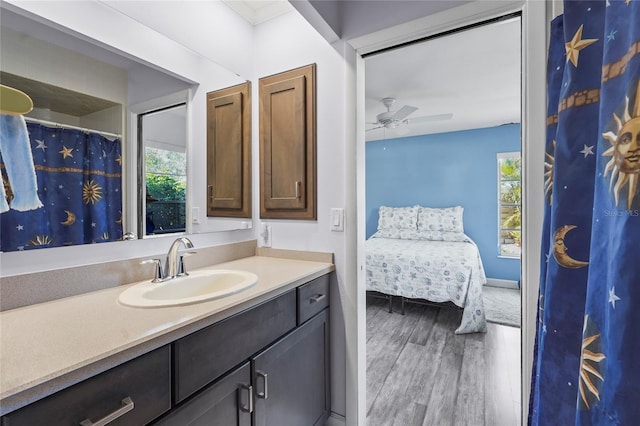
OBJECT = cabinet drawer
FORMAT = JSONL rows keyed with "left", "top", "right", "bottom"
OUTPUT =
{"left": 297, "top": 274, "right": 329, "bottom": 324}
{"left": 2, "top": 346, "right": 171, "bottom": 426}
{"left": 174, "top": 290, "right": 296, "bottom": 403}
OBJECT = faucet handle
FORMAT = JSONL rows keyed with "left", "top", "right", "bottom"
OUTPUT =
{"left": 178, "top": 251, "right": 197, "bottom": 277}
{"left": 140, "top": 258, "right": 164, "bottom": 282}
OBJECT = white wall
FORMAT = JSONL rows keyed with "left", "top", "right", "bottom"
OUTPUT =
{"left": 252, "top": 10, "right": 349, "bottom": 417}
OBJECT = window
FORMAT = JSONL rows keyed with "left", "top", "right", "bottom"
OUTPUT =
{"left": 498, "top": 152, "right": 521, "bottom": 258}
{"left": 145, "top": 147, "right": 187, "bottom": 235}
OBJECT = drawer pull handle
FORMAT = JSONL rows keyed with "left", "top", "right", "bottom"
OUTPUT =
{"left": 79, "top": 397, "right": 134, "bottom": 426}
{"left": 256, "top": 370, "right": 268, "bottom": 399}
{"left": 309, "top": 294, "right": 326, "bottom": 304}
{"left": 239, "top": 384, "right": 254, "bottom": 413}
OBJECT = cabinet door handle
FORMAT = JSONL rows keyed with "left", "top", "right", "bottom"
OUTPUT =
{"left": 79, "top": 397, "right": 134, "bottom": 426}
{"left": 255, "top": 370, "right": 268, "bottom": 399}
{"left": 309, "top": 294, "right": 326, "bottom": 304}
{"left": 295, "top": 181, "right": 301, "bottom": 199}
{"left": 239, "top": 384, "right": 254, "bottom": 413}
{"left": 208, "top": 185, "right": 214, "bottom": 204}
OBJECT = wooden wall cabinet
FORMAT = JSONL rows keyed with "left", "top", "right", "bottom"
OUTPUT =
{"left": 206, "top": 81, "right": 251, "bottom": 218}
{"left": 259, "top": 64, "right": 316, "bottom": 220}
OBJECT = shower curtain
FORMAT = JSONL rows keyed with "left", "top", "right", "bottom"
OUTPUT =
{"left": 530, "top": 1, "right": 640, "bottom": 424}
{"left": 0, "top": 122, "right": 123, "bottom": 251}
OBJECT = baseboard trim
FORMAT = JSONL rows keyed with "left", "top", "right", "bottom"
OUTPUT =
{"left": 485, "top": 278, "right": 519, "bottom": 289}
{"left": 324, "top": 412, "right": 346, "bottom": 426}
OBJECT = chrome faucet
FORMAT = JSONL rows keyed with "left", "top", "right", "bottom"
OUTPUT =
{"left": 164, "top": 237, "right": 195, "bottom": 280}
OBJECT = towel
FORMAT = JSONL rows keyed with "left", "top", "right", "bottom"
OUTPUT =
{"left": 0, "top": 114, "right": 43, "bottom": 213}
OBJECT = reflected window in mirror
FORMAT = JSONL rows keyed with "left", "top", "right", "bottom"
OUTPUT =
{"left": 139, "top": 104, "right": 187, "bottom": 238}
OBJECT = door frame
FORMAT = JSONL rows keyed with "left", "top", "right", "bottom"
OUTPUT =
{"left": 352, "top": 1, "right": 547, "bottom": 424}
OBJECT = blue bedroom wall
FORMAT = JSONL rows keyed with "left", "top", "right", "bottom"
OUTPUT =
{"left": 365, "top": 124, "right": 521, "bottom": 282}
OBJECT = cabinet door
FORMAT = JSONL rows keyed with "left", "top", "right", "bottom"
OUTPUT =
{"left": 253, "top": 309, "right": 329, "bottom": 426}
{"left": 206, "top": 81, "right": 251, "bottom": 218}
{"left": 259, "top": 64, "right": 316, "bottom": 220}
{"left": 154, "top": 362, "right": 252, "bottom": 426}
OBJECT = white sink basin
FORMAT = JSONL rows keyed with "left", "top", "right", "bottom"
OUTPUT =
{"left": 118, "top": 269, "right": 258, "bottom": 308}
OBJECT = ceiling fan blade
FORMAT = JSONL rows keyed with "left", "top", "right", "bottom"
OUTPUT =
{"left": 366, "top": 125, "right": 384, "bottom": 132}
{"left": 407, "top": 113, "right": 453, "bottom": 123}
{"left": 390, "top": 105, "right": 418, "bottom": 121}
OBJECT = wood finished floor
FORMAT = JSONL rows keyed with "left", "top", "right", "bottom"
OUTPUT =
{"left": 366, "top": 296, "right": 521, "bottom": 426}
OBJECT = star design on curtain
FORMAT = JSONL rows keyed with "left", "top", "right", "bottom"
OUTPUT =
{"left": 35, "top": 139, "right": 47, "bottom": 150}
{"left": 59, "top": 145, "right": 73, "bottom": 159}
{"left": 565, "top": 24, "right": 599, "bottom": 67}
{"left": 580, "top": 145, "right": 595, "bottom": 157}
{"left": 608, "top": 287, "right": 621, "bottom": 308}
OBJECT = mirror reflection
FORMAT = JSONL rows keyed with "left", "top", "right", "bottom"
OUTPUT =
{"left": 0, "top": 3, "right": 251, "bottom": 252}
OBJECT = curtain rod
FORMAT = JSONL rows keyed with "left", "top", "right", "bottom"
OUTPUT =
{"left": 23, "top": 116, "right": 122, "bottom": 139}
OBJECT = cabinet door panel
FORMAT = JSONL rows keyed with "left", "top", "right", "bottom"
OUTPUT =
{"left": 253, "top": 309, "right": 329, "bottom": 426}
{"left": 154, "top": 362, "right": 251, "bottom": 426}
{"left": 207, "top": 82, "right": 251, "bottom": 218}
{"left": 262, "top": 76, "right": 306, "bottom": 211}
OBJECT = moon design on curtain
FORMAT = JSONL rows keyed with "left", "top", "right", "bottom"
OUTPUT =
{"left": 552, "top": 225, "right": 589, "bottom": 268}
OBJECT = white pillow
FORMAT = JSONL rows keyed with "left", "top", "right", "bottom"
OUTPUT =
{"left": 377, "top": 206, "right": 418, "bottom": 230}
{"left": 417, "top": 206, "right": 464, "bottom": 233}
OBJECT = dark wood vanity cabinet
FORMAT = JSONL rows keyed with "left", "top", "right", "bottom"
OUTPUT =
{"left": 158, "top": 274, "right": 330, "bottom": 426}
{"left": 259, "top": 64, "right": 316, "bottom": 220}
{"left": 2, "top": 274, "right": 330, "bottom": 426}
{"left": 206, "top": 81, "right": 252, "bottom": 218}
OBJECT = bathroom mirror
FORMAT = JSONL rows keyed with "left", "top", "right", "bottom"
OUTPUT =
{"left": 0, "top": 2, "right": 251, "bottom": 252}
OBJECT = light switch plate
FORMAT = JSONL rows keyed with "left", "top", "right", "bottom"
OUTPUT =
{"left": 191, "top": 207, "right": 200, "bottom": 224}
{"left": 330, "top": 208, "right": 344, "bottom": 232}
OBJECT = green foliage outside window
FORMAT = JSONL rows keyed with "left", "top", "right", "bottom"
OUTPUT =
{"left": 499, "top": 155, "right": 521, "bottom": 256}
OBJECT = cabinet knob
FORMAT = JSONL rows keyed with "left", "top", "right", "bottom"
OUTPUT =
{"left": 79, "top": 397, "right": 134, "bottom": 426}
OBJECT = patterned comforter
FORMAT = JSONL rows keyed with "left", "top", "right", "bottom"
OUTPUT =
{"left": 365, "top": 236, "right": 487, "bottom": 334}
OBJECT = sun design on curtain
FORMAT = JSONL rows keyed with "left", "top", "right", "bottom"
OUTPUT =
{"left": 544, "top": 140, "right": 556, "bottom": 203}
{"left": 602, "top": 81, "right": 640, "bottom": 209}
{"left": 82, "top": 179, "right": 103, "bottom": 205}
{"left": 579, "top": 315, "right": 606, "bottom": 410}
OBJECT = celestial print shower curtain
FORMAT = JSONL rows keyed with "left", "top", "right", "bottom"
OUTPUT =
{"left": 530, "top": 1, "right": 640, "bottom": 425}
{"left": 0, "top": 122, "right": 123, "bottom": 251}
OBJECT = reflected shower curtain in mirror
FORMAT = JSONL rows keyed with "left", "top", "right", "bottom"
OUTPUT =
{"left": 0, "top": 122, "right": 123, "bottom": 251}
{"left": 530, "top": 1, "right": 640, "bottom": 424}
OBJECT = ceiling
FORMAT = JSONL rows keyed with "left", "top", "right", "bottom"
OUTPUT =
{"left": 223, "top": 1, "right": 521, "bottom": 142}
{"left": 364, "top": 16, "right": 521, "bottom": 141}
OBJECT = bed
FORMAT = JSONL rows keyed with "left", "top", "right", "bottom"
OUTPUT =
{"left": 365, "top": 205, "right": 487, "bottom": 334}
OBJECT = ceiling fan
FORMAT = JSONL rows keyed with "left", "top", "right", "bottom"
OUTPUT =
{"left": 367, "top": 97, "right": 453, "bottom": 132}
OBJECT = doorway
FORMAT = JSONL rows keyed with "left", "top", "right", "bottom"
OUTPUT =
{"left": 362, "top": 16, "right": 523, "bottom": 425}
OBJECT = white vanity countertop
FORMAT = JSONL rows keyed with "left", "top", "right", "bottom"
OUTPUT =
{"left": 0, "top": 255, "right": 334, "bottom": 415}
